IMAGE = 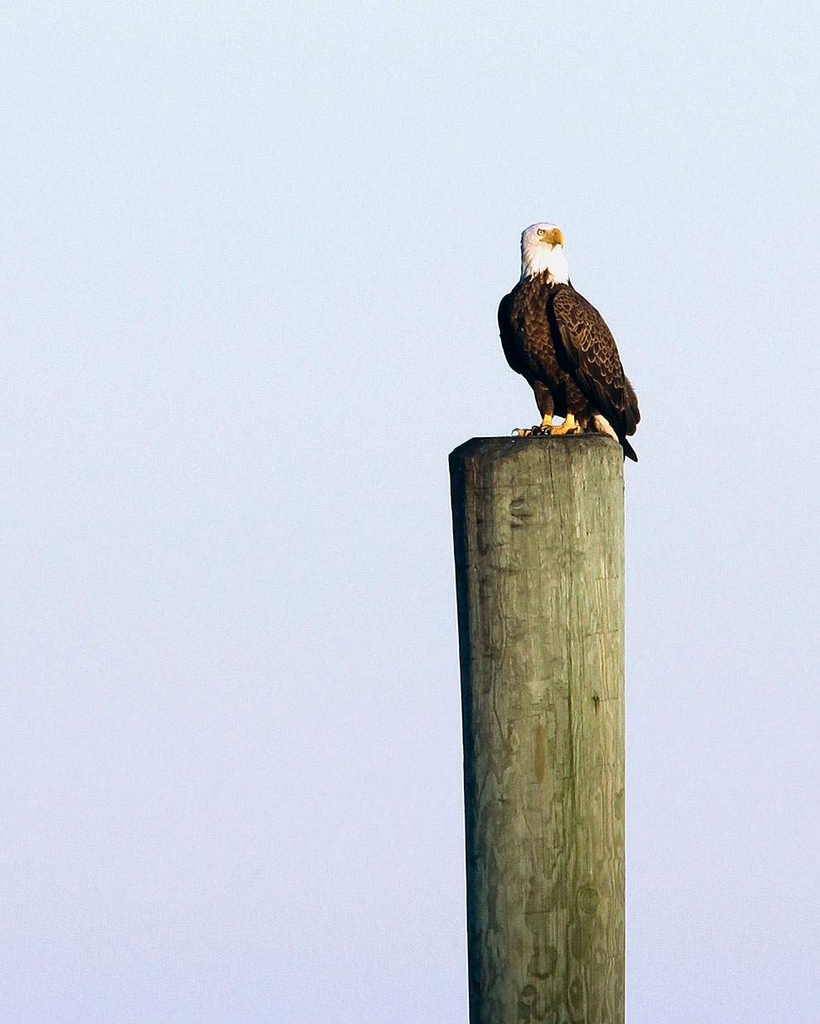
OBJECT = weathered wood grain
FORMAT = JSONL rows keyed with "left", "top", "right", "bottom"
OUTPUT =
{"left": 450, "top": 435, "right": 625, "bottom": 1024}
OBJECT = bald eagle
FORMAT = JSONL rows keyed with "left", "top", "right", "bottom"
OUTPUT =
{"left": 498, "top": 223, "right": 640, "bottom": 461}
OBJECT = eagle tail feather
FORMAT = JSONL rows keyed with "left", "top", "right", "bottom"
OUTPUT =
{"left": 620, "top": 436, "right": 638, "bottom": 462}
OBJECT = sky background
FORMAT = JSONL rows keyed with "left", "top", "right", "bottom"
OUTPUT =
{"left": 2, "top": 2, "right": 818, "bottom": 1021}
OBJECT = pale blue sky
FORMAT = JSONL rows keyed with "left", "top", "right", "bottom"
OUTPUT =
{"left": 2, "top": 3, "right": 818, "bottom": 1021}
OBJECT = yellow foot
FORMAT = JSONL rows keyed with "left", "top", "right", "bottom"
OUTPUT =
{"left": 548, "top": 413, "right": 581, "bottom": 436}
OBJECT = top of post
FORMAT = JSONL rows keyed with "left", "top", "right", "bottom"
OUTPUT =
{"left": 449, "top": 435, "right": 625, "bottom": 515}
{"left": 449, "top": 433, "right": 623, "bottom": 465}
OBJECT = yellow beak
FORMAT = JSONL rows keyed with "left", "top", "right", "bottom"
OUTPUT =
{"left": 546, "top": 227, "right": 564, "bottom": 246}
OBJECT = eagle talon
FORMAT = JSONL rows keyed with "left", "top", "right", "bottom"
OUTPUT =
{"left": 513, "top": 426, "right": 549, "bottom": 437}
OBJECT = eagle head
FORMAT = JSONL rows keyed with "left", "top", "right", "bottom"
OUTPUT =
{"left": 520, "top": 222, "right": 569, "bottom": 284}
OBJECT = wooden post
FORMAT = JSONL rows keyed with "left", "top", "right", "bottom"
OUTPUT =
{"left": 449, "top": 435, "right": 625, "bottom": 1024}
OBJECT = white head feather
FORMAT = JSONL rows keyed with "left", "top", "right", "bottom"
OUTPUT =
{"left": 520, "top": 222, "right": 570, "bottom": 284}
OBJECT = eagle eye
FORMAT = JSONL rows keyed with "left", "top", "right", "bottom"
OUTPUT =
{"left": 537, "top": 228, "right": 546, "bottom": 237}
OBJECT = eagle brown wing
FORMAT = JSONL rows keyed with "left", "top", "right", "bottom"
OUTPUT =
{"left": 549, "top": 285, "right": 640, "bottom": 441}
{"left": 498, "top": 291, "right": 529, "bottom": 378}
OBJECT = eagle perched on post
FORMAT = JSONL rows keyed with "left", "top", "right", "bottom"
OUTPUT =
{"left": 498, "top": 223, "right": 640, "bottom": 461}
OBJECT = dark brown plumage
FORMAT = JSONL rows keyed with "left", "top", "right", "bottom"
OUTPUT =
{"left": 499, "top": 269, "right": 640, "bottom": 461}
